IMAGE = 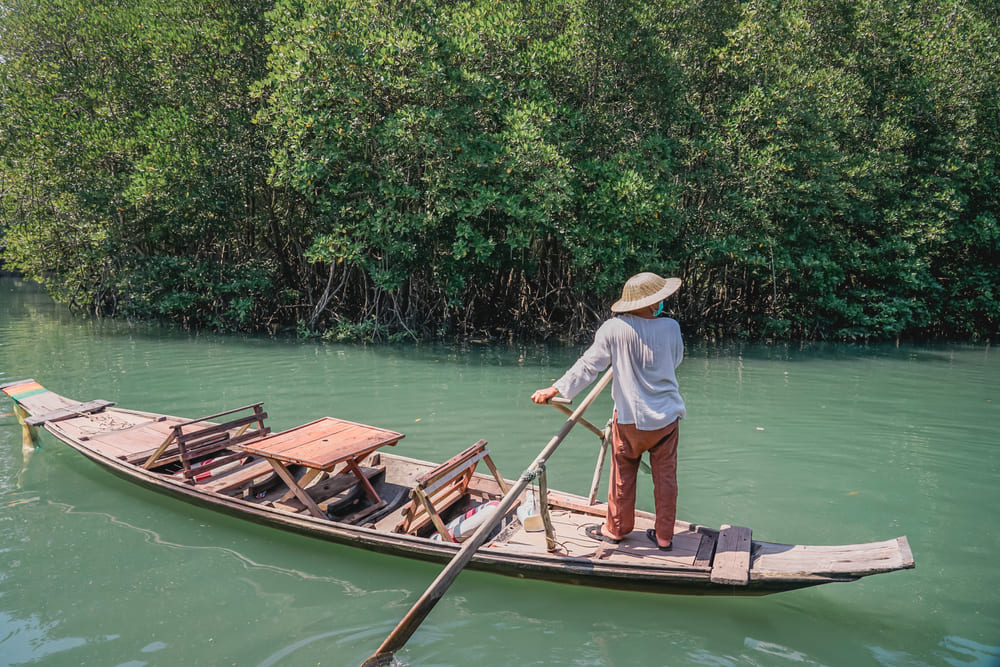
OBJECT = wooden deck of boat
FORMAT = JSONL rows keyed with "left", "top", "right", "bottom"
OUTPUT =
{"left": 751, "top": 537, "right": 913, "bottom": 580}
{"left": 490, "top": 510, "right": 710, "bottom": 568}
{"left": 0, "top": 381, "right": 187, "bottom": 462}
{"left": 52, "top": 410, "right": 187, "bottom": 461}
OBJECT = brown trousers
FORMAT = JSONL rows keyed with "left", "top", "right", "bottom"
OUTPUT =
{"left": 605, "top": 417, "right": 679, "bottom": 542}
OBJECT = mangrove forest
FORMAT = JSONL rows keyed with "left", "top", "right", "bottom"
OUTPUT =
{"left": 1, "top": 0, "right": 997, "bottom": 342}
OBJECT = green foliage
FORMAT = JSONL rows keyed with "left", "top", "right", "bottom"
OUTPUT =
{"left": 256, "top": 0, "right": 690, "bottom": 337}
{"left": 0, "top": 0, "right": 292, "bottom": 330}
{"left": 1, "top": 0, "right": 997, "bottom": 341}
{"left": 681, "top": 0, "right": 999, "bottom": 340}
{"left": 113, "top": 256, "right": 274, "bottom": 328}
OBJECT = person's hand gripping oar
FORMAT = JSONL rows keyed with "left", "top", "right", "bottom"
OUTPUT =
{"left": 361, "top": 369, "right": 614, "bottom": 667}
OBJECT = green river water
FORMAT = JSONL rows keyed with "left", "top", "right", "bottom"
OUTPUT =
{"left": 1, "top": 276, "right": 998, "bottom": 667}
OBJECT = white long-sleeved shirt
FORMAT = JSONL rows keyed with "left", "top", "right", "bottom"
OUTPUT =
{"left": 553, "top": 315, "right": 685, "bottom": 430}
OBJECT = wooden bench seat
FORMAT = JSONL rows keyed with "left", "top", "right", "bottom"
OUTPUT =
{"left": 124, "top": 445, "right": 179, "bottom": 466}
{"left": 710, "top": 525, "right": 753, "bottom": 585}
{"left": 199, "top": 458, "right": 276, "bottom": 495}
{"left": 393, "top": 440, "right": 508, "bottom": 542}
{"left": 266, "top": 466, "right": 385, "bottom": 516}
{"left": 142, "top": 403, "right": 271, "bottom": 479}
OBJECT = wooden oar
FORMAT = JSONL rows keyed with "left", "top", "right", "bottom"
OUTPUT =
{"left": 361, "top": 368, "right": 614, "bottom": 667}
{"left": 551, "top": 396, "right": 612, "bottom": 505}
{"left": 550, "top": 397, "right": 649, "bottom": 496}
{"left": 587, "top": 423, "right": 611, "bottom": 505}
{"left": 548, "top": 397, "right": 605, "bottom": 438}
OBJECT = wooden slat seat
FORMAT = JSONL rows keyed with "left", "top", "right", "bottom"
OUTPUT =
{"left": 266, "top": 466, "right": 386, "bottom": 515}
{"left": 710, "top": 525, "right": 752, "bottom": 585}
{"left": 393, "top": 440, "right": 508, "bottom": 542}
{"left": 146, "top": 403, "right": 271, "bottom": 481}
{"left": 199, "top": 458, "right": 276, "bottom": 495}
{"left": 123, "top": 443, "right": 181, "bottom": 466}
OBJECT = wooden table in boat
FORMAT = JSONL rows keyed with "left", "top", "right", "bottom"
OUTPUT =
{"left": 236, "top": 417, "right": 403, "bottom": 519}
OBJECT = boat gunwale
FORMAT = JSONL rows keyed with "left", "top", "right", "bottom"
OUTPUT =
{"left": 6, "top": 387, "right": 915, "bottom": 595}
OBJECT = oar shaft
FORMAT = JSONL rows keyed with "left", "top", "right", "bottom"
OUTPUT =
{"left": 549, "top": 400, "right": 605, "bottom": 439}
{"left": 588, "top": 426, "right": 610, "bottom": 505}
{"left": 362, "top": 369, "right": 614, "bottom": 667}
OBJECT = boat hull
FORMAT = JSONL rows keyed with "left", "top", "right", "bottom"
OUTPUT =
{"left": 3, "top": 380, "right": 914, "bottom": 596}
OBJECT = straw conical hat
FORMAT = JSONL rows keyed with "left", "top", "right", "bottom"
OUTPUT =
{"left": 610, "top": 272, "right": 682, "bottom": 313}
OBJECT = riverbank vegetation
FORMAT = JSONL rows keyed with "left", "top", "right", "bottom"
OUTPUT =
{"left": 1, "top": 0, "right": 997, "bottom": 342}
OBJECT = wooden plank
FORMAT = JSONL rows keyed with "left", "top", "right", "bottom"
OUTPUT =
{"left": 693, "top": 532, "right": 716, "bottom": 569}
{"left": 276, "top": 468, "right": 324, "bottom": 503}
{"left": 896, "top": 536, "right": 915, "bottom": 568}
{"left": 284, "top": 434, "right": 373, "bottom": 463}
{"left": 174, "top": 408, "right": 269, "bottom": 476}
{"left": 0, "top": 378, "right": 37, "bottom": 390}
{"left": 173, "top": 402, "right": 264, "bottom": 428}
{"left": 55, "top": 413, "right": 176, "bottom": 456}
{"left": 546, "top": 492, "right": 609, "bottom": 518}
{"left": 711, "top": 525, "right": 752, "bottom": 585}
{"left": 180, "top": 432, "right": 230, "bottom": 458}
{"left": 338, "top": 499, "right": 387, "bottom": 525}
{"left": 1, "top": 380, "right": 45, "bottom": 398}
{"left": 416, "top": 441, "right": 487, "bottom": 486}
{"left": 24, "top": 400, "right": 115, "bottom": 426}
{"left": 239, "top": 419, "right": 345, "bottom": 456}
{"left": 422, "top": 450, "right": 487, "bottom": 494}
{"left": 59, "top": 418, "right": 174, "bottom": 457}
{"left": 271, "top": 467, "right": 385, "bottom": 512}
{"left": 138, "top": 431, "right": 180, "bottom": 468}
{"left": 395, "top": 486, "right": 466, "bottom": 535}
{"left": 179, "top": 450, "right": 247, "bottom": 480}
{"left": 282, "top": 424, "right": 401, "bottom": 461}
{"left": 176, "top": 412, "right": 268, "bottom": 445}
{"left": 268, "top": 440, "right": 391, "bottom": 470}
{"left": 200, "top": 459, "right": 276, "bottom": 494}
{"left": 389, "top": 441, "right": 492, "bottom": 538}
{"left": 122, "top": 441, "right": 178, "bottom": 466}
{"left": 2, "top": 382, "right": 73, "bottom": 416}
{"left": 346, "top": 457, "right": 382, "bottom": 503}
{"left": 480, "top": 453, "right": 509, "bottom": 494}
{"left": 315, "top": 467, "right": 383, "bottom": 504}
{"left": 264, "top": 457, "right": 326, "bottom": 518}
{"left": 240, "top": 417, "right": 402, "bottom": 469}
{"left": 79, "top": 417, "right": 169, "bottom": 441}
{"left": 751, "top": 538, "right": 913, "bottom": 577}
{"left": 269, "top": 418, "right": 401, "bottom": 449}
{"left": 414, "top": 488, "right": 457, "bottom": 542}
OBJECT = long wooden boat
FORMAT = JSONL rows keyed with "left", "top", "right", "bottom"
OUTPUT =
{"left": 2, "top": 379, "right": 913, "bottom": 596}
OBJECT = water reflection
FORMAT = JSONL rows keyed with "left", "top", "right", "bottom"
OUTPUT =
{"left": 745, "top": 637, "right": 822, "bottom": 664}
{"left": 0, "top": 611, "right": 89, "bottom": 664}
{"left": 938, "top": 636, "right": 1000, "bottom": 667}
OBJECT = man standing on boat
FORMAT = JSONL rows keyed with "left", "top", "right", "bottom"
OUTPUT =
{"left": 531, "top": 272, "right": 685, "bottom": 550}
